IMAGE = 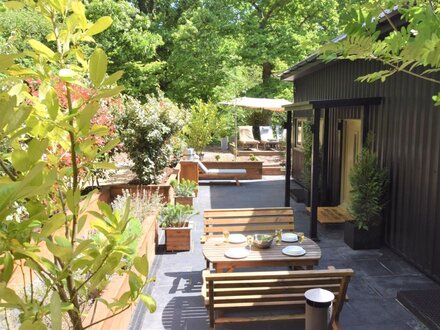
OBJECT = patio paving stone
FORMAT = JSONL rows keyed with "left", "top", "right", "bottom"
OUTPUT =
{"left": 130, "top": 176, "right": 437, "bottom": 330}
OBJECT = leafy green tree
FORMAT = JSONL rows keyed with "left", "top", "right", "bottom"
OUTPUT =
{"left": 86, "top": 0, "right": 164, "bottom": 100}
{"left": 0, "top": 6, "right": 50, "bottom": 53}
{"left": 233, "top": 0, "right": 341, "bottom": 97}
{"left": 183, "top": 100, "right": 219, "bottom": 156}
{"left": 320, "top": 0, "right": 440, "bottom": 105}
{"left": 164, "top": 2, "right": 259, "bottom": 105}
{"left": 134, "top": 0, "right": 343, "bottom": 105}
{"left": 0, "top": 1, "right": 155, "bottom": 329}
{"left": 115, "top": 95, "right": 185, "bottom": 184}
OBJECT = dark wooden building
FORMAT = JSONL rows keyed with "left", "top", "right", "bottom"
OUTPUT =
{"left": 280, "top": 22, "right": 440, "bottom": 281}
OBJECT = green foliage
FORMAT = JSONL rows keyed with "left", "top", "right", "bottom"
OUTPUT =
{"left": 215, "top": 154, "right": 221, "bottom": 161}
{"left": 249, "top": 154, "right": 257, "bottom": 161}
{"left": 319, "top": 0, "right": 440, "bottom": 105}
{"left": 171, "top": 179, "right": 198, "bottom": 197}
{"left": 159, "top": 203, "right": 196, "bottom": 228}
{"left": 0, "top": 7, "right": 50, "bottom": 53}
{"left": 349, "top": 136, "right": 388, "bottom": 230}
{"left": 115, "top": 94, "right": 185, "bottom": 184}
{"left": 86, "top": 0, "right": 164, "bottom": 100}
{"left": 0, "top": 1, "right": 155, "bottom": 328}
{"left": 183, "top": 100, "right": 219, "bottom": 155}
{"left": 140, "top": 0, "right": 341, "bottom": 106}
{"left": 111, "top": 190, "right": 163, "bottom": 223}
{"left": 301, "top": 121, "right": 313, "bottom": 188}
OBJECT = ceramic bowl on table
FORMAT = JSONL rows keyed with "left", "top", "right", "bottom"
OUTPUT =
{"left": 252, "top": 234, "right": 273, "bottom": 249}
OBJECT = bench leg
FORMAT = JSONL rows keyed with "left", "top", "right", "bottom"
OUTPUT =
{"left": 235, "top": 178, "right": 240, "bottom": 186}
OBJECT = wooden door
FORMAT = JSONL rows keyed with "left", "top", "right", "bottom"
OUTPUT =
{"left": 340, "top": 120, "right": 362, "bottom": 206}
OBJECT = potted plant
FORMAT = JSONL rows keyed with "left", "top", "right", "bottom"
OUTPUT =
{"left": 344, "top": 140, "right": 388, "bottom": 250}
{"left": 171, "top": 179, "right": 198, "bottom": 206}
{"left": 160, "top": 203, "right": 197, "bottom": 251}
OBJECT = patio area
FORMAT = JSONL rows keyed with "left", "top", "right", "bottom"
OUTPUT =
{"left": 130, "top": 176, "right": 438, "bottom": 330}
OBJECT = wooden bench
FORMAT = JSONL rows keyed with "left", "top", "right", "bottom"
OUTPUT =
{"left": 202, "top": 268, "right": 354, "bottom": 329}
{"left": 202, "top": 207, "right": 294, "bottom": 242}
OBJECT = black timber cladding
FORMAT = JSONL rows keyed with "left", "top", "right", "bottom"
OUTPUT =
{"left": 289, "top": 59, "right": 440, "bottom": 281}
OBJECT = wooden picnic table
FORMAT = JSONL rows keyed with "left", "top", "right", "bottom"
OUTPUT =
{"left": 202, "top": 236, "right": 321, "bottom": 272}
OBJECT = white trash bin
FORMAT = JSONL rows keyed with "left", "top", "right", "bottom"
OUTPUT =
{"left": 305, "top": 288, "right": 335, "bottom": 330}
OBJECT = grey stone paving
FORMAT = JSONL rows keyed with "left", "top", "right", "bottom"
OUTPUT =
{"left": 131, "top": 177, "right": 438, "bottom": 330}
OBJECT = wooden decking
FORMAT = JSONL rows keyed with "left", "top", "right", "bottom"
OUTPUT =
{"left": 306, "top": 206, "right": 353, "bottom": 224}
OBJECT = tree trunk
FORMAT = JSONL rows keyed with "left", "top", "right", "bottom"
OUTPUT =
{"left": 262, "top": 62, "right": 273, "bottom": 83}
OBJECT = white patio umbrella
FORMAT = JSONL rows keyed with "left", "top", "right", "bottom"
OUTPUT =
{"left": 219, "top": 97, "right": 291, "bottom": 159}
{"left": 220, "top": 97, "right": 290, "bottom": 112}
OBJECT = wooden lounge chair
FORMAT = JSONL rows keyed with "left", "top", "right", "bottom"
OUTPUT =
{"left": 259, "top": 126, "right": 280, "bottom": 150}
{"left": 238, "top": 126, "right": 259, "bottom": 149}
{"left": 197, "top": 160, "right": 246, "bottom": 186}
{"left": 202, "top": 267, "right": 354, "bottom": 330}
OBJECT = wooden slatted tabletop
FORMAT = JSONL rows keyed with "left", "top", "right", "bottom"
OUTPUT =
{"left": 202, "top": 237, "right": 321, "bottom": 272}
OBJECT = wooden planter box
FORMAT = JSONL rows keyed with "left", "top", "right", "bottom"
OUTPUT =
{"left": 344, "top": 222, "right": 382, "bottom": 250}
{"left": 174, "top": 196, "right": 193, "bottom": 206}
{"left": 164, "top": 222, "right": 192, "bottom": 252}
{"left": 101, "top": 173, "right": 178, "bottom": 204}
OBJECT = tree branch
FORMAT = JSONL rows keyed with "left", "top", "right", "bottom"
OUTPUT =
{"left": 0, "top": 158, "right": 17, "bottom": 181}
{"left": 83, "top": 305, "right": 131, "bottom": 329}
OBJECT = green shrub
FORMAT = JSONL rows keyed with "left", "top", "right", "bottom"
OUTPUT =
{"left": 183, "top": 100, "right": 219, "bottom": 156}
{"left": 349, "top": 140, "right": 388, "bottom": 230}
{"left": 159, "top": 203, "right": 196, "bottom": 228}
{"left": 0, "top": 8, "right": 50, "bottom": 53}
{"left": 114, "top": 94, "right": 185, "bottom": 184}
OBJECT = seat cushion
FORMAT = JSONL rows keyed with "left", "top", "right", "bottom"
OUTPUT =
{"left": 207, "top": 169, "right": 246, "bottom": 174}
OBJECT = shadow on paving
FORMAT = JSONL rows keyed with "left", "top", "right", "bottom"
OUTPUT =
{"left": 130, "top": 177, "right": 439, "bottom": 330}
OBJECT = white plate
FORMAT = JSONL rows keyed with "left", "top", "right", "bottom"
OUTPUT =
{"left": 225, "top": 248, "right": 249, "bottom": 259}
{"left": 228, "top": 234, "right": 246, "bottom": 244}
{"left": 282, "top": 233, "right": 298, "bottom": 242}
{"left": 282, "top": 246, "right": 306, "bottom": 257}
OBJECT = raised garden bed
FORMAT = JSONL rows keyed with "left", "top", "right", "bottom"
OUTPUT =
{"left": 82, "top": 205, "right": 160, "bottom": 329}
{"left": 101, "top": 173, "right": 178, "bottom": 204}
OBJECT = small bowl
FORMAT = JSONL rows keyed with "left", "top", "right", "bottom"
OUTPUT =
{"left": 252, "top": 234, "right": 273, "bottom": 249}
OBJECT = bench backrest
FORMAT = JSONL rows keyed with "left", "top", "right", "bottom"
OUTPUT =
{"left": 203, "top": 207, "right": 294, "bottom": 237}
{"left": 205, "top": 268, "right": 354, "bottom": 324}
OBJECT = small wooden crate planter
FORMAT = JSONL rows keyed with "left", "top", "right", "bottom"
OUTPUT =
{"left": 164, "top": 222, "right": 193, "bottom": 252}
{"left": 174, "top": 195, "right": 194, "bottom": 206}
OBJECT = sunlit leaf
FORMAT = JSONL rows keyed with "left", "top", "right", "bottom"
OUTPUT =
{"left": 29, "top": 39, "right": 55, "bottom": 60}
{"left": 89, "top": 48, "right": 108, "bottom": 87}
{"left": 86, "top": 16, "right": 113, "bottom": 36}
{"left": 133, "top": 255, "right": 149, "bottom": 276}
{"left": 102, "top": 70, "right": 124, "bottom": 86}
{"left": 50, "top": 292, "right": 62, "bottom": 330}
{"left": 4, "top": 1, "right": 25, "bottom": 10}
{"left": 140, "top": 293, "right": 157, "bottom": 313}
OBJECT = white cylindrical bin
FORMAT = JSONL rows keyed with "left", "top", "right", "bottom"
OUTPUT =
{"left": 304, "top": 288, "right": 335, "bottom": 330}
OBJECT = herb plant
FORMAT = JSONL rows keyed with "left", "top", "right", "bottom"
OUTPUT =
{"left": 159, "top": 203, "right": 197, "bottom": 228}
{"left": 170, "top": 179, "right": 197, "bottom": 197}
